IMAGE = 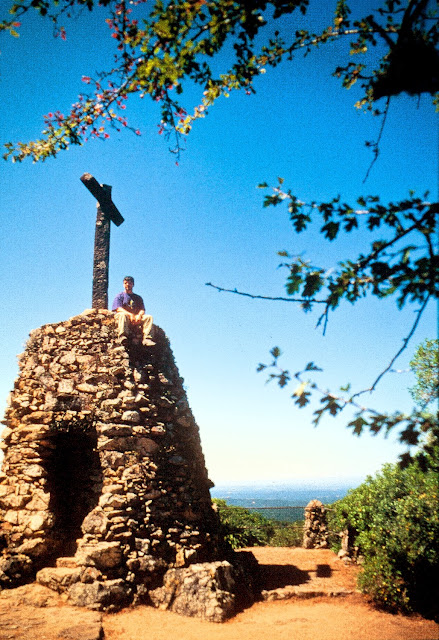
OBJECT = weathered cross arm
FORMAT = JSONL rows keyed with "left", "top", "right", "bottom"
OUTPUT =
{"left": 80, "top": 173, "right": 125, "bottom": 310}
{"left": 80, "top": 173, "right": 124, "bottom": 226}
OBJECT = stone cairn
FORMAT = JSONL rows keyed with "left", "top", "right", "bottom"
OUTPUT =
{"left": 0, "top": 309, "right": 256, "bottom": 621}
{"left": 302, "top": 500, "right": 329, "bottom": 549}
{"left": 337, "top": 526, "right": 359, "bottom": 563}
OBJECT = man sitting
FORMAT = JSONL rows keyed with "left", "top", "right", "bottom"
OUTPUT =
{"left": 112, "top": 276, "right": 154, "bottom": 345}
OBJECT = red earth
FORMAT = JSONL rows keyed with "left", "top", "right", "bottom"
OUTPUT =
{"left": 0, "top": 547, "right": 437, "bottom": 640}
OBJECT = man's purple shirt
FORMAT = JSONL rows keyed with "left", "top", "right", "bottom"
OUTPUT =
{"left": 112, "top": 292, "right": 145, "bottom": 314}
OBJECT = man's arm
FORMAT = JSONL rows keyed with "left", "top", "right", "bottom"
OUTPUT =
{"left": 112, "top": 293, "right": 144, "bottom": 322}
{"left": 132, "top": 295, "right": 145, "bottom": 323}
{"left": 111, "top": 293, "right": 124, "bottom": 312}
{"left": 112, "top": 293, "right": 135, "bottom": 316}
{"left": 115, "top": 306, "right": 135, "bottom": 316}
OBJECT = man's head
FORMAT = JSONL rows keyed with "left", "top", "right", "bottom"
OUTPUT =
{"left": 123, "top": 276, "right": 134, "bottom": 293}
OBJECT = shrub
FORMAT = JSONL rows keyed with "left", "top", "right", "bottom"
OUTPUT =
{"left": 212, "top": 499, "right": 275, "bottom": 549}
{"left": 212, "top": 499, "right": 305, "bottom": 549}
{"left": 329, "top": 462, "right": 439, "bottom": 618}
{"left": 268, "top": 521, "right": 304, "bottom": 547}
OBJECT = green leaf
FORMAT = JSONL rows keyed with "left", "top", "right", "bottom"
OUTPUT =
{"left": 321, "top": 221, "right": 340, "bottom": 240}
{"left": 270, "top": 346, "right": 281, "bottom": 359}
{"left": 305, "top": 362, "right": 322, "bottom": 372}
{"left": 294, "top": 390, "right": 311, "bottom": 407}
{"left": 302, "top": 271, "right": 324, "bottom": 298}
{"left": 348, "top": 416, "right": 367, "bottom": 436}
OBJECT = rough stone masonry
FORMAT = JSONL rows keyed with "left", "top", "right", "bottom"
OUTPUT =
{"left": 0, "top": 310, "right": 257, "bottom": 621}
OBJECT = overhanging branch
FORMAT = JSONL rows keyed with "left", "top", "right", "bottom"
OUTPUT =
{"left": 205, "top": 282, "right": 327, "bottom": 304}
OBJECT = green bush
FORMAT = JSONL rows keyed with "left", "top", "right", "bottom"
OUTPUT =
{"left": 329, "top": 462, "right": 439, "bottom": 618}
{"left": 212, "top": 499, "right": 275, "bottom": 549}
{"left": 212, "top": 499, "right": 305, "bottom": 549}
{"left": 268, "top": 522, "right": 304, "bottom": 547}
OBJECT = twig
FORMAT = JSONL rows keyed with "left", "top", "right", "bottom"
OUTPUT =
{"left": 350, "top": 295, "right": 431, "bottom": 401}
{"left": 205, "top": 282, "right": 327, "bottom": 304}
{"left": 363, "top": 97, "right": 391, "bottom": 183}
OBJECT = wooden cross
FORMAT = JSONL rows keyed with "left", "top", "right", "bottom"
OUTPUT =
{"left": 80, "top": 173, "right": 124, "bottom": 310}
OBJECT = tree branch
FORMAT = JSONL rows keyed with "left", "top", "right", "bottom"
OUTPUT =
{"left": 363, "top": 96, "right": 391, "bottom": 183}
{"left": 205, "top": 282, "right": 327, "bottom": 304}
{"left": 350, "top": 294, "right": 431, "bottom": 400}
{"left": 354, "top": 207, "right": 433, "bottom": 271}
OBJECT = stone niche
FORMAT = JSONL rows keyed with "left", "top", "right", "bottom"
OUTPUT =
{"left": 0, "top": 309, "right": 257, "bottom": 621}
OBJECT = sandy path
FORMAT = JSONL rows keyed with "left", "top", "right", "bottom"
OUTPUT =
{"left": 0, "top": 547, "right": 437, "bottom": 640}
{"left": 103, "top": 597, "right": 439, "bottom": 640}
{"left": 104, "top": 547, "right": 438, "bottom": 640}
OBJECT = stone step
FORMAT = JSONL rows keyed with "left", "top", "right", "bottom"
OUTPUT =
{"left": 56, "top": 556, "right": 79, "bottom": 568}
{"left": 36, "top": 566, "right": 82, "bottom": 593}
{"left": 261, "top": 586, "right": 356, "bottom": 602}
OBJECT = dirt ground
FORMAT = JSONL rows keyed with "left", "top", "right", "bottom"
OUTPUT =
{"left": 1, "top": 547, "right": 438, "bottom": 640}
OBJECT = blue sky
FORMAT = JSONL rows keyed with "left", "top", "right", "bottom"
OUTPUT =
{"left": 0, "top": 1, "right": 437, "bottom": 487}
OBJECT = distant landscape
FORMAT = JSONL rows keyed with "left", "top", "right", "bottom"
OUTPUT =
{"left": 210, "top": 479, "right": 359, "bottom": 522}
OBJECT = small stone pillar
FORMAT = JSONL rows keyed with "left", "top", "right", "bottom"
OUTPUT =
{"left": 337, "top": 526, "right": 358, "bottom": 563}
{"left": 302, "top": 500, "right": 328, "bottom": 549}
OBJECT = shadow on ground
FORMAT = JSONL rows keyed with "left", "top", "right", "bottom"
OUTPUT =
{"left": 258, "top": 561, "right": 334, "bottom": 590}
{"left": 259, "top": 564, "right": 310, "bottom": 590}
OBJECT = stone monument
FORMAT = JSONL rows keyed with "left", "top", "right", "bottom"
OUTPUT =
{"left": 0, "top": 178, "right": 257, "bottom": 621}
{"left": 0, "top": 312, "right": 256, "bottom": 621}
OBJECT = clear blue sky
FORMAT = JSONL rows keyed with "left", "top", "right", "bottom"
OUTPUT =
{"left": 0, "top": 1, "right": 437, "bottom": 487}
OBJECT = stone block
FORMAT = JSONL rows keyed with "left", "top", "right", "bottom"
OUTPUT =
{"left": 15, "top": 538, "right": 47, "bottom": 558}
{"left": 67, "top": 579, "right": 131, "bottom": 611}
{"left": 99, "top": 451, "right": 125, "bottom": 469}
{"left": 0, "top": 554, "right": 34, "bottom": 586}
{"left": 98, "top": 493, "right": 127, "bottom": 510}
{"left": 81, "top": 508, "right": 110, "bottom": 536}
{"left": 60, "top": 352, "right": 77, "bottom": 365}
{"left": 97, "top": 436, "right": 159, "bottom": 456}
{"left": 57, "top": 557, "right": 79, "bottom": 568}
{"left": 77, "top": 383, "right": 99, "bottom": 393}
{"left": 21, "top": 411, "right": 53, "bottom": 425}
{"left": 28, "top": 512, "right": 51, "bottom": 532}
{"left": 58, "top": 380, "right": 75, "bottom": 394}
{"left": 98, "top": 424, "right": 133, "bottom": 437}
{"left": 25, "top": 491, "right": 50, "bottom": 511}
{"left": 176, "top": 416, "right": 192, "bottom": 427}
{"left": 149, "top": 561, "right": 237, "bottom": 622}
{"left": 0, "top": 493, "right": 29, "bottom": 509}
{"left": 3, "top": 510, "right": 19, "bottom": 525}
{"left": 75, "top": 541, "right": 123, "bottom": 569}
{"left": 36, "top": 566, "right": 82, "bottom": 592}
{"left": 121, "top": 410, "right": 141, "bottom": 423}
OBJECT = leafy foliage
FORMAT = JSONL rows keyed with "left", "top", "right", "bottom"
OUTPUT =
{"left": 328, "top": 461, "right": 439, "bottom": 618}
{"left": 213, "top": 499, "right": 305, "bottom": 549}
{"left": 213, "top": 498, "right": 275, "bottom": 549}
{"left": 409, "top": 338, "right": 439, "bottom": 409}
{"left": 2, "top": 0, "right": 439, "bottom": 161}
{"left": 258, "top": 185, "right": 438, "bottom": 319}
{"left": 2, "top": 1, "right": 437, "bottom": 463}
{"left": 222, "top": 183, "right": 438, "bottom": 465}
{"left": 268, "top": 521, "right": 304, "bottom": 547}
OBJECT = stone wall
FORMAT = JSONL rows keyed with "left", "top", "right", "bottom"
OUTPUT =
{"left": 0, "top": 310, "right": 255, "bottom": 620}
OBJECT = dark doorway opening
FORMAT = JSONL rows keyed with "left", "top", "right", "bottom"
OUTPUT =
{"left": 46, "top": 423, "right": 102, "bottom": 559}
